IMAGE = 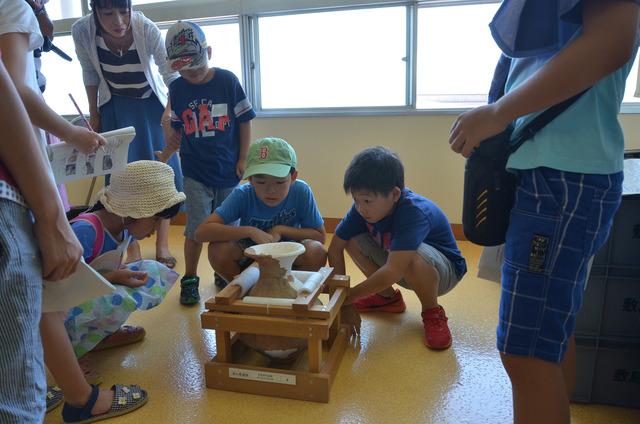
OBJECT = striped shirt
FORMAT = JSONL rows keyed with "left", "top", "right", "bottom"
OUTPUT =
{"left": 96, "top": 35, "right": 152, "bottom": 99}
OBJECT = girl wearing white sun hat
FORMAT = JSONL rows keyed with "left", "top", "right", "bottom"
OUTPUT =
{"left": 63, "top": 160, "right": 185, "bottom": 357}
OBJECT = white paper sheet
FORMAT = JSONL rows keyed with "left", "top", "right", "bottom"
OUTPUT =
{"left": 477, "top": 244, "right": 504, "bottom": 283}
{"left": 47, "top": 126, "right": 135, "bottom": 184}
{"left": 88, "top": 237, "right": 129, "bottom": 272}
{"left": 42, "top": 259, "right": 116, "bottom": 313}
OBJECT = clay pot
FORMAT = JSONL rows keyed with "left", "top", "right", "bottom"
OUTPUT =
{"left": 239, "top": 242, "right": 308, "bottom": 360}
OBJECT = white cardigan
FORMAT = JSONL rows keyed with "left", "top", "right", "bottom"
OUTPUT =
{"left": 72, "top": 11, "right": 178, "bottom": 108}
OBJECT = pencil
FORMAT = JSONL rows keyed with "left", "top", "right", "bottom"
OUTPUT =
{"left": 68, "top": 93, "right": 105, "bottom": 153}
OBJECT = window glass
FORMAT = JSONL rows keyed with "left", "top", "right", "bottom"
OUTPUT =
{"left": 41, "top": 35, "right": 89, "bottom": 116}
{"left": 258, "top": 6, "right": 407, "bottom": 109}
{"left": 417, "top": 3, "right": 501, "bottom": 109}
{"left": 623, "top": 52, "right": 640, "bottom": 104}
{"left": 46, "top": 0, "right": 83, "bottom": 21}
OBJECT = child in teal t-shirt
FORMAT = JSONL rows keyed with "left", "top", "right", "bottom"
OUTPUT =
{"left": 449, "top": 1, "right": 639, "bottom": 422}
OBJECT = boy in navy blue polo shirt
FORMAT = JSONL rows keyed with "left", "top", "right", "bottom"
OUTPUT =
{"left": 161, "top": 21, "right": 256, "bottom": 305}
{"left": 328, "top": 146, "right": 466, "bottom": 350}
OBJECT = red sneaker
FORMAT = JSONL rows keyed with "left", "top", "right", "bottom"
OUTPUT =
{"left": 354, "top": 289, "right": 406, "bottom": 313}
{"left": 422, "top": 306, "right": 452, "bottom": 350}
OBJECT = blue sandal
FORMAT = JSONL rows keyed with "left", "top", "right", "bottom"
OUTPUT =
{"left": 62, "top": 384, "right": 148, "bottom": 423}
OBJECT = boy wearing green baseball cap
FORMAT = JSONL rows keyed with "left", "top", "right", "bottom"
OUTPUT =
{"left": 194, "top": 137, "right": 327, "bottom": 287}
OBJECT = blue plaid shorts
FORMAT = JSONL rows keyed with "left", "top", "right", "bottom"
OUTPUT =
{"left": 498, "top": 167, "right": 623, "bottom": 363}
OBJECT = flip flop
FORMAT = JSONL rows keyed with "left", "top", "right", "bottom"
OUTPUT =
{"left": 156, "top": 255, "right": 177, "bottom": 269}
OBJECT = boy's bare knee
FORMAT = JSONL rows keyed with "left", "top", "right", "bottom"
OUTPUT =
{"left": 297, "top": 240, "right": 328, "bottom": 270}
{"left": 406, "top": 254, "right": 438, "bottom": 281}
{"left": 345, "top": 238, "right": 363, "bottom": 256}
{"left": 501, "top": 353, "right": 562, "bottom": 383}
{"left": 208, "top": 241, "right": 239, "bottom": 266}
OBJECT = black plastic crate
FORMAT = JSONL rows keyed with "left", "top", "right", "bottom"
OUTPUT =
{"left": 575, "top": 272, "right": 606, "bottom": 337}
{"left": 575, "top": 270, "right": 640, "bottom": 339}
{"left": 572, "top": 337, "right": 640, "bottom": 409}
{"left": 607, "top": 196, "right": 640, "bottom": 274}
{"left": 592, "top": 237, "right": 610, "bottom": 267}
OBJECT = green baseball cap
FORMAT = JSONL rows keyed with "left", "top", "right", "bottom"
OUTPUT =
{"left": 243, "top": 137, "right": 297, "bottom": 179}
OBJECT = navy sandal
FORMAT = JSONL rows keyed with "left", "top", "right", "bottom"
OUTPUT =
{"left": 62, "top": 384, "right": 148, "bottom": 424}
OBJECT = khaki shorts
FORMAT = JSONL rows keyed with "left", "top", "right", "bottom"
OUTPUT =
{"left": 353, "top": 233, "right": 460, "bottom": 296}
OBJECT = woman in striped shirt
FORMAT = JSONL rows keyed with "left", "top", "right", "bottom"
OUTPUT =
{"left": 72, "top": 0, "right": 182, "bottom": 270}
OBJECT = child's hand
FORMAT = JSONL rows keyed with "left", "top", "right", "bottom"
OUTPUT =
{"left": 341, "top": 304, "right": 361, "bottom": 336}
{"left": 267, "top": 226, "right": 282, "bottom": 242}
{"left": 162, "top": 123, "right": 182, "bottom": 152}
{"left": 154, "top": 149, "right": 176, "bottom": 163}
{"left": 250, "top": 228, "right": 275, "bottom": 245}
{"left": 449, "top": 103, "right": 510, "bottom": 158}
{"left": 66, "top": 126, "right": 107, "bottom": 154}
{"left": 34, "top": 216, "right": 83, "bottom": 281}
{"left": 105, "top": 269, "right": 148, "bottom": 288}
{"left": 236, "top": 159, "right": 246, "bottom": 179}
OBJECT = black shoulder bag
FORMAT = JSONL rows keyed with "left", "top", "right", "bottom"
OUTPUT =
{"left": 462, "top": 55, "right": 587, "bottom": 246}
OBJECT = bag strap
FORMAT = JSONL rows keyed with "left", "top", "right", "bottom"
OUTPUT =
{"left": 488, "top": 54, "right": 589, "bottom": 155}
{"left": 70, "top": 213, "right": 105, "bottom": 263}
{"left": 508, "top": 89, "right": 588, "bottom": 154}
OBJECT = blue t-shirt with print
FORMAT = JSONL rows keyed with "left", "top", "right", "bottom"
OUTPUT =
{"left": 215, "top": 180, "right": 324, "bottom": 232}
{"left": 335, "top": 188, "right": 467, "bottom": 279}
{"left": 71, "top": 218, "right": 130, "bottom": 261}
{"left": 169, "top": 68, "right": 256, "bottom": 188}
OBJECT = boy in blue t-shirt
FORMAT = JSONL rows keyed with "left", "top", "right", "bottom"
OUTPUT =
{"left": 195, "top": 137, "right": 327, "bottom": 280}
{"left": 161, "top": 21, "right": 256, "bottom": 305}
{"left": 328, "top": 146, "right": 466, "bottom": 350}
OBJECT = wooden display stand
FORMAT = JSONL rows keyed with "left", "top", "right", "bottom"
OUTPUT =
{"left": 200, "top": 274, "right": 351, "bottom": 403}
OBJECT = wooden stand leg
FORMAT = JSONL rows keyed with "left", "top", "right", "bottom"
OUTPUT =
{"left": 216, "top": 330, "right": 231, "bottom": 363}
{"left": 307, "top": 338, "right": 322, "bottom": 373}
{"left": 329, "top": 308, "right": 341, "bottom": 343}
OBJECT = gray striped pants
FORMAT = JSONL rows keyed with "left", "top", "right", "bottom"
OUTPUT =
{"left": 0, "top": 199, "right": 45, "bottom": 423}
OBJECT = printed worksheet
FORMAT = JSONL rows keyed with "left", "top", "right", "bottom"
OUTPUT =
{"left": 47, "top": 126, "right": 135, "bottom": 183}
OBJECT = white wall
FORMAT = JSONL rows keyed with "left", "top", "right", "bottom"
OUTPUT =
{"left": 65, "top": 113, "right": 640, "bottom": 223}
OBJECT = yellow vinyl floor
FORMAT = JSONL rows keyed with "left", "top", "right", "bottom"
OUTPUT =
{"left": 44, "top": 227, "right": 640, "bottom": 424}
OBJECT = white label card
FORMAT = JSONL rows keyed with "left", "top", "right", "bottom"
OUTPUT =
{"left": 228, "top": 367, "right": 296, "bottom": 385}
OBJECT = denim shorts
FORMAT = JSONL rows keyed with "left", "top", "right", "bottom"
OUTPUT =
{"left": 183, "top": 177, "right": 235, "bottom": 240}
{"left": 498, "top": 168, "right": 622, "bottom": 363}
{"left": 0, "top": 200, "right": 46, "bottom": 423}
{"left": 354, "top": 233, "right": 460, "bottom": 296}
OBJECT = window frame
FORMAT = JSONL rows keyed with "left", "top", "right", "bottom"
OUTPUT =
{"left": 249, "top": 2, "right": 414, "bottom": 115}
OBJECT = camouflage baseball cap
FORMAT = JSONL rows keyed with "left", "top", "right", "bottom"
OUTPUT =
{"left": 165, "top": 21, "right": 208, "bottom": 71}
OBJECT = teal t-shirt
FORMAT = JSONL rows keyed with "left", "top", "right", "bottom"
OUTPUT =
{"left": 506, "top": 32, "right": 639, "bottom": 174}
